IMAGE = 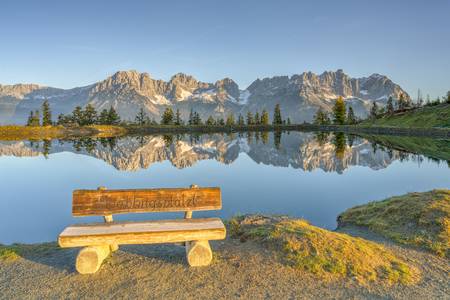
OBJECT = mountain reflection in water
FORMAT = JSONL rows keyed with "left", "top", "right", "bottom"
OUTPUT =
{"left": 0, "top": 131, "right": 447, "bottom": 173}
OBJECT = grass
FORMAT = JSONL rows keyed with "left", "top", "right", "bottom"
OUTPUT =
{"left": 0, "top": 125, "right": 126, "bottom": 140}
{"left": 338, "top": 190, "right": 450, "bottom": 258}
{"left": 360, "top": 103, "right": 450, "bottom": 128}
{"left": 228, "top": 215, "right": 419, "bottom": 285}
{"left": 0, "top": 242, "right": 59, "bottom": 262}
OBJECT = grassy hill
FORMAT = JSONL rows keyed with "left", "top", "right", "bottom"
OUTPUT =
{"left": 361, "top": 103, "right": 450, "bottom": 128}
{"left": 338, "top": 190, "right": 450, "bottom": 258}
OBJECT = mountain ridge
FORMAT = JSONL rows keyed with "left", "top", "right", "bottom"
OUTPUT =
{"left": 0, "top": 69, "right": 410, "bottom": 124}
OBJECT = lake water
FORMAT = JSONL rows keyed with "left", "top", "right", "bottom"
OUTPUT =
{"left": 0, "top": 131, "right": 449, "bottom": 244}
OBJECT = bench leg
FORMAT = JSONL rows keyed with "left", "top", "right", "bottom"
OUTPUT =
{"left": 76, "top": 245, "right": 111, "bottom": 274}
{"left": 185, "top": 240, "right": 212, "bottom": 267}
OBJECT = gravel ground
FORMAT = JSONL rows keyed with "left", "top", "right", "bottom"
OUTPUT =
{"left": 0, "top": 228, "right": 449, "bottom": 300}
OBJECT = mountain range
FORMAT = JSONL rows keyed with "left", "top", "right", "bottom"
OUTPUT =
{"left": 0, "top": 69, "right": 410, "bottom": 125}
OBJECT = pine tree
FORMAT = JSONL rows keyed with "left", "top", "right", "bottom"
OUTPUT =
{"left": 261, "top": 109, "right": 269, "bottom": 125}
{"left": 174, "top": 109, "right": 182, "bottom": 125}
{"left": 135, "top": 107, "right": 148, "bottom": 125}
{"left": 99, "top": 109, "right": 109, "bottom": 124}
{"left": 83, "top": 104, "right": 97, "bottom": 125}
{"left": 313, "top": 109, "right": 330, "bottom": 125}
{"left": 72, "top": 106, "right": 83, "bottom": 125}
{"left": 446, "top": 91, "right": 450, "bottom": 104}
{"left": 206, "top": 116, "right": 215, "bottom": 126}
{"left": 26, "top": 111, "right": 34, "bottom": 126}
{"left": 273, "top": 104, "right": 282, "bottom": 125}
{"left": 332, "top": 96, "right": 346, "bottom": 125}
{"left": 254, "top": 112, "right": 260, "bottom": 125}
{"left": 346, "top": 106, "right": 356, "bottom": 124}
{"left": 287, "top": 117, "right": 291, "bottom": 125}
{"left": 387, "top": 96, "right": 394, "bottom": 114}
{"left": 108, "top": 107, "right": 121, "bottom": 125}
{"left": 195, "top": 112, "right": 202, "bottom": 125}
{"left": 33, "top": 110, "right": 41, "bottom": 126}
{"left": 188, "top": 108, "right": 194, "bottom": 125}
{"left": 217, "top": 118, "right": 225, "bottom": 126}
{"left": 238, "top": 114, "right": 245, "bottom": 126}
{"left": 226, "top": 114, "right": 235, "bottom": 126}
{"left": 370, "top": 102, "right": 378, "bottom": 119}
{"left": 246, "top": 111, "right": 254, "bottom": 125}
{"left": 42, "top": 100, "right": 52, "bottom": 126}
{"left": 161, "top": 107, "right": 174, "bottom": 125}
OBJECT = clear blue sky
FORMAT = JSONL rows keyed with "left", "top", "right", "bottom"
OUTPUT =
{"left": 0, "top": 0, "right": 449, "bottom": 98}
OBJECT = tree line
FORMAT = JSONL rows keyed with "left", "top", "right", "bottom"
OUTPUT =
{"left": 157, "top": 104, "right": 290, "bottom": 126}
{"left": 27, "top": 101, "right": 121, "bottom": 126}
{"left": 27, "top": 101, "right": 291, "bottom": 127}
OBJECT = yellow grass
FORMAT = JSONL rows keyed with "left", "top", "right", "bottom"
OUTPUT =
{"left": 228, "top": 215, "right": 419, "bottom": 285}
{"left": 338, "top": 189, "right": 450, "bottom": 258}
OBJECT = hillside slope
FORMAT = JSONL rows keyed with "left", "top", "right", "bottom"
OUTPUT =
{"left": 361, "top": 103, "right": 450, "bottom": 128}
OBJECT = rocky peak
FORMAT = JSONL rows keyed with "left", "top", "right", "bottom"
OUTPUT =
{"left": 0, "top": 83, "right": 43, "bottom": 99}
{"left": 215, "top": 78, "right": 240, "bottom": 100}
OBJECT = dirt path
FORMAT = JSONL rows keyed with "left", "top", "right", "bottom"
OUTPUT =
{"left": 1, "top": 228, "right": 449, "bottom": 300}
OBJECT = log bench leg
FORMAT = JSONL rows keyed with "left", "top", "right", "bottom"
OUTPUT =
{"left": 185, "top": 240, "right": 212, "bottom": 267}
{"left": 76, "top": 245, "right": 111, "bottom": 274}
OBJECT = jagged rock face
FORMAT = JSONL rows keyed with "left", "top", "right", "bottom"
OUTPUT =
{"left": 0, "top": 132, "right": 401, "bottom": 173}
{"left": 0, "top": 70, "right": 410, "bottom": 124}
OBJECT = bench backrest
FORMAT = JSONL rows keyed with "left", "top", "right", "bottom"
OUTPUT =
{"left": 72, "top": 186, "right": 221, "bottom": 217}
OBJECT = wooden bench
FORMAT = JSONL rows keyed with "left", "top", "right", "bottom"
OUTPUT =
{"left": 58, "top": 185, "right": 226, "bottom": 274}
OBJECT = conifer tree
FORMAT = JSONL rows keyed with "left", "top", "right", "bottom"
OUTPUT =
{"left": 246, "top": 111, "right": 254, "bottom": 125}
{"left": 261, "top": 109, "right": 269, "bottom": 125}
{"left": 238, "top": 114, "right": 245, "bottom": 126}
{"left": 83, "top": 104, "right": 97, "bottom": 125}
{"left": 161, "top": 107, "right": 174, "bottom": 125}
{"left": 446, "top": 91, "right": 450, "bottom": 104}
{"left": 273, "top": 104, "right": 282, "bottom": 125}
{"left": 33, "top": 110, "right": 41, "bottom": 126}
{"left": 72, "top": 106, "right": 83, "bottom": 125}
{"left": 135, "top": 107, "right": 148, "bottom": 125}
{"left": 346, "top": 106, "right": 356, "bottom": 124}
{"left": 226, "top": 114, "right": 235, "bottom": 126}
{"left": 217, "top": 118, "right": 225, "bottom": 126}
{"left": 27, "top": 111, "right": 34, "bottom": 126}
{"left": 42, "top": 100, "right": 52, "bottom": 126}
{"left": 188, "top": 108, "right": 194, "bottom": 125}
{"left": 287, "top": 117, "right": 291, "bottom": 125}
{"left": 108, "top": 107, "right": 121, "bottom": 125}
{"left": 206, "top": 116, "right": 215, "bottom": 126}
{"left": 174, "top": 109, "right": 182, "bottom": 125}
{"left": 99, "top": 109, "right": 109, "bottom": 124}
{"left": 370, "top": 102, "right": 379, "bottom": 119}
{"left": 332, "top": 96, "right": 346, "bottom": 125}
{"left": 254, "top": 112, "right": 260, "bottom": 125}
{"left": 314, "top": 109, "right": 331, "bottom": 125}
{"left": 387, "top": 96, "right": 394, "bottom": 114}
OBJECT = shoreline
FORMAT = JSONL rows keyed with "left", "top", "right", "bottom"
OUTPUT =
{"left": 1, "top": 124, "right": 449, "bottom": 140}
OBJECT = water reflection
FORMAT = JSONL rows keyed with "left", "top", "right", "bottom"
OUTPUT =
{"left": 1, "top": 131, "right": 448, "bottom": 173}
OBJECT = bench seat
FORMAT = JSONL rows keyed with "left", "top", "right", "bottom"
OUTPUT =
{"left": 59, "top": 218, "right": 226, "bottom": 248}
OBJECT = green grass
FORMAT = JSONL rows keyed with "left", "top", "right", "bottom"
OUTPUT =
{"left": 363, "top": 134, "right": 450, "bottom": 162}
{"left": 228, "top": 215, "right": 419, "bottom": 285}
{"left": 360, "top": 103, "right": 450, "bottom": 128}
{"left": 338, "top": 190, "right": 450, "bottom": 258}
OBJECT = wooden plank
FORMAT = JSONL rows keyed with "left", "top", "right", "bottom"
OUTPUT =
{"left": 58, "top": 218, "right": 226, "bottom": 248}
{"left": 72, "top": 187, "right": 221, "bottom": 216}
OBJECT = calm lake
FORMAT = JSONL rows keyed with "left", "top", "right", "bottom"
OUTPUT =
{"left": 0, "top": 131, "right": 449, "bottom": 244}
